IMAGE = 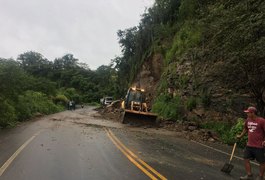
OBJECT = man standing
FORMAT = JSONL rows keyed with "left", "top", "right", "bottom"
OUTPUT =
{"left": 69, "top": 101, "right": 73, "bottom": 110}
{"left": 237, "top": 106, "right": 265, "bottom": 180}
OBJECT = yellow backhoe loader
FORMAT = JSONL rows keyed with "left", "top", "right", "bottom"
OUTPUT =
{"left": 120, "top": 87, "right": 157, "bottom": 125}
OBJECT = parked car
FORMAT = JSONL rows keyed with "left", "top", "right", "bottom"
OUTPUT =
{"left": 100, "top": 98, "right": 104, "bottom": 105}
{"left": 101, "top": 96, "right": 113, "bottom": 106}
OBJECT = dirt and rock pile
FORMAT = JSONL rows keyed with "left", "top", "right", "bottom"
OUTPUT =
{"left": 96, "top": 105, "right": 221, "bottom": 143}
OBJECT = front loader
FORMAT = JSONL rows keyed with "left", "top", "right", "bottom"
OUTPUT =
{"left": 120, "top": 87, "right": 157, "bottom": 125}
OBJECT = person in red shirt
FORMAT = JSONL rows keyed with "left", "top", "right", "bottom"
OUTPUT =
{"left": 237, "top": 106, "right": 265, "bottom": 180}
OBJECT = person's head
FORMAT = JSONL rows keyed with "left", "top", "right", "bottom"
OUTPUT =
{"left": 244, "top": 106, "right": 257, "bottom": 119}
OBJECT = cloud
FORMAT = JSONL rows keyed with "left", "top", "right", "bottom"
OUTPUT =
{"left": 0, "top": 0, "right": 154, "bottom": 69}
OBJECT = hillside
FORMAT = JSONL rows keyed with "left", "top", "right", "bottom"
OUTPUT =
{"left": 116, "top": 0, "right": 265, "bottom": 123}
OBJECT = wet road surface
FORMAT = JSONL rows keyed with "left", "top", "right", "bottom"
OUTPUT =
{"left": 0, "top": 107, "right": 261, "bottom": 180}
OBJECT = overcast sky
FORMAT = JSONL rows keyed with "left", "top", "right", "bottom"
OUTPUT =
{"left": 0, "top": 0, "right": 154, "bottom": 69}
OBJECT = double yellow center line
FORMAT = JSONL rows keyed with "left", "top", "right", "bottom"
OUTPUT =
{"left": 104, "top": 128, "right": 167, "bottom": 180}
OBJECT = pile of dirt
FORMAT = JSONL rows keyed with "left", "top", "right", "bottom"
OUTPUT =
{"left": 96, "top": 106, "right": 221, "bottom": 143}
{"left": 95, "top": 106, "right": 122, "bottom": 122}
{"left": 159, "top": 120, "right": 220, "bottom": 143}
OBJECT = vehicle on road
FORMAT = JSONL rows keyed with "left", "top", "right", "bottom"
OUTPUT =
{"left": 101, "top": 96, "right": 114, "bottom": 106}
{"left": 120, "top": 87, "right": 157, "bottom": 124}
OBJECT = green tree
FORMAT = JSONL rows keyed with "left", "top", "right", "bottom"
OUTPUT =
{"left": 17, "top": 51, "right": 52, "bottom": 77}
{"left": 0, "top": 59, "right": 30, "bottom": 100}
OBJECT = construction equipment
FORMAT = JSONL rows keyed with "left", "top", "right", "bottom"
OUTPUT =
{"left": 120, "top": 87, "right": 157, "bottom": 125}
{"left": 221, "top": 142, "right": 237, "bottom": 174}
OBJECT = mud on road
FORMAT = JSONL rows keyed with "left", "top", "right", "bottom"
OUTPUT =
{"left": 95, "top": 106, "right": 222, "bottom": 143}
{"left": 65, "top": 106, "right": 251, "bottom": 180}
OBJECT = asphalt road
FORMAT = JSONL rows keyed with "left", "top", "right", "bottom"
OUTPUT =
{"left": 0, "top": 107, "right": 261, "bottom": 180}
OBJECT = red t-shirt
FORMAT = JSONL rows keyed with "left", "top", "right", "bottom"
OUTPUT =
{"left": 244, "top": 117, "right": 265, "bottom": 148}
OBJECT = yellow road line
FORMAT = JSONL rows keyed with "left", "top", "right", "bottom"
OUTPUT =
{"left": 105, "top": 128, "right": 167, "bottom": 180}
{"left": 0, "top": 131, "right": 41, "bottom": 176}
{"left": 108, "top": 129, "right": 167, "bottom": 180}
{"left": 106, "top": 130, "right": 158, "bottom": 180}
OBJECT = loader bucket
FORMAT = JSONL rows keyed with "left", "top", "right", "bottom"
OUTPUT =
{"left": 121, "top": 109, "right": 158, "bottom": 126}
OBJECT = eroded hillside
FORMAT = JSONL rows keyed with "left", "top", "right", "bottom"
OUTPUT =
{"left": 128, "top": 0, "right": 265, "bottom": 122}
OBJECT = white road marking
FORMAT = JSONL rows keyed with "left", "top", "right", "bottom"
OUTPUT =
{"left": 191, "top": 140, "right": 259, "bottom": 166}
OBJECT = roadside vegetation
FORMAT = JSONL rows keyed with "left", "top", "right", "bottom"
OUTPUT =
{"left": 0, "top": 53, "right": 119, "bottom": 128}
{"left": 201, "top": 119, "right": 248, "bottom": 147}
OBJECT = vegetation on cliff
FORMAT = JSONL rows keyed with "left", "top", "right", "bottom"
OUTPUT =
{"left": 114, "top": 0, "right": 265, "bottom": 119}
{"left": 113, "top": 0, "right": 264, "bottom": 143}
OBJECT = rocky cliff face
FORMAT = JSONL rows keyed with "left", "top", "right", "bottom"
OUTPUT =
{"left": 133, "top": 52, "right": 257, "bottom": 122}
{"left": 131, "top": 0, "right": 265, "bottom": 122}
{"left": 132, "top": 54, "right": 163, "bottom": 106}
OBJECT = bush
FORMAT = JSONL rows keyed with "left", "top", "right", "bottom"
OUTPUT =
{"left": 201, "top": 118, "right": 247, "bottom": 148}
{"left": 224, "top": 118, "right": 247, "bottom": 147}
{"left": 186, "top": 96, "right": 197, "bottom": 111}
{"left": 152, "top": 94, "right": 183, "bottom": 120}
{"left": 0, "top": 98, "right": 17, "bottom": 128}
{"left": 53, "top": 94, "right": 69, "bottom": 105}
{"left": 16, "top": 91, "right": 64, "bottom": 121}
{"left": 201, "top": 121, "right": 231, "bottom": 135}
{"left": 165, "top": 20, "right": 202, "bottom": 65}
{"left": 57, "top": 88, "right": 81, "bottom": 103}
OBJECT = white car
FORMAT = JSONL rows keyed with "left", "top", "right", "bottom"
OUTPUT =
{"left": 102, "top": 97, "right": 113, "bottom": 106}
